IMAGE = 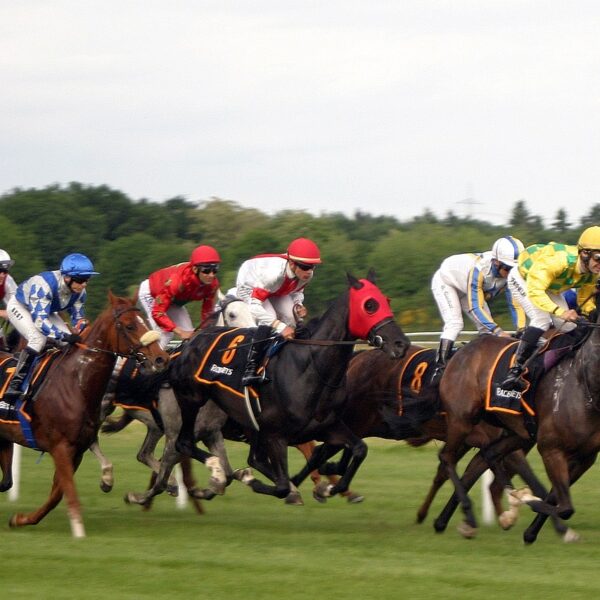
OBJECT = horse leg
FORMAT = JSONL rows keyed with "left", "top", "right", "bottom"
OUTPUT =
{"left": 11, "top": 445, "right": 86, "bottom": 538}
{"left": 88, "top": 437, "right": 114, "bottom": 493}
{"left": 523, "top": 455, "right": 594, "bottom": 544}
{"left": 438, "top": 419, "right": 479, "bottom": 536}
{"left": 179, "top": 456, "right": 204, "bottom": 514}
{"left": 417, "top": 442, "right": 472, "bottom": 526}
{"left": 172, "top": 395, "right": 226, "bottom": 496}
{"left": 0, "top": 439, "right": 14, "bottom": 492}
{"left": 237, "top": 437, "right": 291, "bottom": 499}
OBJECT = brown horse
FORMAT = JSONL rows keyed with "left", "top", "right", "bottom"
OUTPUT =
{"left": 0, "top": 292, "right": 169, "bottom": 537}
{"left": 307, "top": 344, "right": 567, "bottom": 537}
{"left": 439, "top": 319, "right": 600, "bottom": 543}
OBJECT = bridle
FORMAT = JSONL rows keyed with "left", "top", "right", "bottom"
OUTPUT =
{"left": 78, "top": 306, "right": 160, "bottom": 367}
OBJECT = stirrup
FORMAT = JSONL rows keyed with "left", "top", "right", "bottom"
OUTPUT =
{"left": 500, "top": 368, "right": 525, "bottom": 392}
{"left": 242, "top": 370, "right": 269, "bottom": 387}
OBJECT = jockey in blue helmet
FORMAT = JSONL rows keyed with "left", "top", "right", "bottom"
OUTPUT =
{"left": 5, "top": 253, "right": 100, "bottom": 399}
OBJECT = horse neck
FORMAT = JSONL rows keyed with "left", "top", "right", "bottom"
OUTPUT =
{"left": 578, "top": 325, "right": 600, "bottom": 400}
{"left": 310, "top": 294, "right": 352, "bottom": 342}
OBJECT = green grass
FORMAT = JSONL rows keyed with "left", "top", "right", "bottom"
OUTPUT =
{"left": 2, "top": 426, "right": 600, "bottom": 600}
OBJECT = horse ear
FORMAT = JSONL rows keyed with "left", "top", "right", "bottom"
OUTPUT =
{"left": 108, "top": 289, "right": 117, "bottom": 305}
{"left": 366, "top": 268, "right": 377, "bottom": 283}
{"left": 132, "top": 286, "right": 139, "bottom": 305}
{"left": 347, "top": 272, "right": 363, "bottom": 290}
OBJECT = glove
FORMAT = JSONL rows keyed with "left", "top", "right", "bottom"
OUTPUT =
{"left": 63, "top": 333, "right": 82, "bottom": 345}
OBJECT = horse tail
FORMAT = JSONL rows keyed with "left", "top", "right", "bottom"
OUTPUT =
{"left": 101, "top": 411, "right": 134, "bottom": 434}
{"left": 405, "top": 435, "right": 434, "bottom": 448}
{"left": 380, "top": 387, "right": 440, "bottom": 440}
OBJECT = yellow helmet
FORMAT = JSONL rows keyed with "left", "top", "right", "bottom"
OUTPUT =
{"left": 577, "top": 226, "right": 600, "bottom": 251}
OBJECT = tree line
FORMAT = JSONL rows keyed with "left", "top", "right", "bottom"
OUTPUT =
{"left": 1, "top": 183, "right": 597, "bottom": 331}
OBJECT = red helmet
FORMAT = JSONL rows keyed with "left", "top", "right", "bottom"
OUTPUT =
{"left": 190, "top": 245, "right": 221, "bottom": 265}
{"left": 287, "top": 238, "right": 322, "bottom": 264}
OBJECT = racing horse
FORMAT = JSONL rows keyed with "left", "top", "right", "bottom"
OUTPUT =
{"left": 310, "top": 344, "right": 573, "bottom": 539}
{"left": 96, "top": 294, "right": 363, "bottom": 506}
{"left": 439, "top": 317, "right": 600, "bottom": 543}
{"left": 124, "top": 270, "right": 410, "bottom": 506}
{"left": 0, "top": 292, "right": 169, "bottom": 537}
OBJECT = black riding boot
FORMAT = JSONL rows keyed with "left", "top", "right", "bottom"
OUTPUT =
{"left": 430, "top": 338, "right": 454, "bottom": 386}
{"left": 500, "top": 326, "right": 544, "bottom": 391}
{"left": 4, "top": 348, "right": 38, "bottom": 399}
{"left": 241, "top": 325, "right": 272, "bottom": 387}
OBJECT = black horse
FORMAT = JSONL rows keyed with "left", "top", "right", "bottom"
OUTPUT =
{"left": 124, "top": 271, "right": 410, "bottom": 506}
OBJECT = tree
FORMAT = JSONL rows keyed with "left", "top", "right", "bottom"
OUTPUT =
{"left": 551, "top": 209, "right": 572, "bottom": 233}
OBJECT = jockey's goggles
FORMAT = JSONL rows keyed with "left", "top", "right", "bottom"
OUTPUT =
{"left": 0, "top": 268, "right": 8, "bottom": 274}
{"left": 498, "top": 262, "right": 512, "bottom": 272}
{"left": 70, "top": 275, "right": 91, "bottom": 284}
{"left": 582, "top": 250, "right": 600, "bottom": 263}
{"left": 197, "top": 264, "right": 219, "bottom": 274}
{"left": 294, "top": 262, "right": 316, "bottom": 271}
{"left": 0, "top": 263, "right": 11, "bottom": 272}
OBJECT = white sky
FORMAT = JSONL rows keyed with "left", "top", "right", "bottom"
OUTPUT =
{"left": 1, "top": 1, "right": 599, "bottom": 226}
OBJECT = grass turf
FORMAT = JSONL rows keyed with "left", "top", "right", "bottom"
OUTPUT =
{"left": 1, "top": 425, "right": 599, "bottom": 600}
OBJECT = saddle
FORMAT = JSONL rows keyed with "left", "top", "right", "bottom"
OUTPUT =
{"left": 0, "top": 349, "right": 60, "bottom": 422}
{"left": 486, "top": 328, "right": 586, "bottom": 416}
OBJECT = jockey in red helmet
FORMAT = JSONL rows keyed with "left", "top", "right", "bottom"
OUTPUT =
{"left": 138, "top": 244, "right": 221, "bottom": 348}
{"left": 232, "top": 237, "right": 322, "bottom": 385}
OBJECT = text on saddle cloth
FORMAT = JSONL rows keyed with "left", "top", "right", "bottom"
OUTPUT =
{"left": 396, "top": 348, "right": 437, "bottom": 405}
{"left": 194, "top": 328, "right": 273, "bottom": 399}
{"left": 487, "top": 330, "right": 583, "bottom": 415}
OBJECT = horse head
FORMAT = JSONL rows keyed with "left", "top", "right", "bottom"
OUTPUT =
{"left": 219, "top": 295, "right": 256, "bottom": 327}
{"left": 347, "top": 270, "right": 409, "bottom": 359}
{"left": 93, "top": 291, "right": 170, "bottom": 374}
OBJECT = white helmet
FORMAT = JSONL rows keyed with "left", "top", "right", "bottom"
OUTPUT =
{"left": 0, "top": 249, "right": 14, "bottom": 271}
{"left": 491, "top": 236, "right": 524, "bottom": 268}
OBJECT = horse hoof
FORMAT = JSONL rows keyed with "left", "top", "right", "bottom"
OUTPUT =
{"left": 563, "top": 528, "right": 580, "bottom": 543}
{"left": 285, "top": 492, "right": 304, "bottom": 506}
{"left": 233, "top": 468, "right": 254, "bottom": 485}
{"left": 189, "top": 487, "right": 216, "bottom": 501}
{"left": 124, "top": 492, "right": 148, "bottom": 506}
{"left": 166, "top": 484, "right": 179, "bottom": 497}
{"left": 8, "top": 514, "right": 21, "bottom": 528}
{"left": 457, "top": 521, "right": 477, "bottom": 539}
{"left": 314, "top": 481, "right": 334, "bottom": 501}
{"left": 100, "top": 482, "right": 113, "bottom": 493}
{"left": 346, "top": 492, "right": 365, "bottom": 504}
{"left": 312, "top": 490, "right": 327, "bottom": 504}
{"left": 498, "top": 510, "right": 517, "bottom": 530}
{"left": 433, "top": 519, "right": 447, "bottom": 533}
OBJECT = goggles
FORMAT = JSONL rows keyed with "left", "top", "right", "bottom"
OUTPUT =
{"left": 0, "top": 268, "right": 8, "bottom": 274}
{"left": 581, "top": 250, "right": 600, "bottom": 263}
{"left": 197, "top": 264, "right": 219, "bottom": 275}
{"left": 294, "top": 262, "right": 316, "bottom": 272}
{"left": 70, "top": 275, "right": 91, "bottom": 284}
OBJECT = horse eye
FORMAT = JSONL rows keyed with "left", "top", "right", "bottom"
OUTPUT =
{"left": 126, "top": 323, "right": 136, "bottom": 331}
{"left": 364, "top": 299, "right": 379, "bottom": 314}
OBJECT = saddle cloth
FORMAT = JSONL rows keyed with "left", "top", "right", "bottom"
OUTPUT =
{"left": 0, "top": 350, "right": 60, "bottom": 423}
{"left": 485, "top": 331, "right": 580, "bottom": 416}
{"left": 194, "top": 328, "right": 261, "bottom": 399}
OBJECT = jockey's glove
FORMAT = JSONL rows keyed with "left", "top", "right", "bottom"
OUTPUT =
{"left": 63, "top": 333, "right": 83, "bottom": 345}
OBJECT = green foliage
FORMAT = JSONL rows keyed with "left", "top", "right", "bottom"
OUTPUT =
{"left": 0, "top": 182, "right": 597, "bottom": 328}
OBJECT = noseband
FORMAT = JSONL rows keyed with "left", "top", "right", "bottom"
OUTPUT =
{"left": 367, "top": 317, "right": 395, "bottom": 349}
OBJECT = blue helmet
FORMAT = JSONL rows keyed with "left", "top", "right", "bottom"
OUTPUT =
{"left": 60, "top": 253, "right": 100, "bottom": 277}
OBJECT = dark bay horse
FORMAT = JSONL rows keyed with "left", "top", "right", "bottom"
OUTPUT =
{"left": 316, "top": 343, "right": 573, "bottom": 538}
{"left": 0, "top": 292, "right": 168, "bottom": 537}
{"left": 439, "top": 319, "right": 600, "bottom": 543}
{"left": 124, "top": 271, "right": 410, "bottom": 507}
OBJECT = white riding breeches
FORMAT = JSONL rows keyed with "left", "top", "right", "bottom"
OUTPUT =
{"left": 507, "top": 269, "right": 575, "bottom": 332}
{"left": 431, "top": 271, "right": 492, "bottom": 341}
{"left": 138, "top": 279, "right": 194, "bottom": 349}
{"left": 252, "top": 295, "right": 296, "bottom": 329}
{"left": 7, "top": 297, "right": 70, "bottom": 353}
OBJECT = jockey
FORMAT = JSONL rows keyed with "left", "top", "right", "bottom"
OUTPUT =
{"left": 500, "top": 226, "right": 600, "bottom": 391}
{"left": 430, "top": 236, "right": 525, "bottom": 385}
{"left": 233, "top": 237, "right": 322, "bottom": 386}
{"left": 0, "top": 249, "right": 17, "bottom": 350}
{"left": 5, "top": 253, "right": 99, "bottom": 399}
{"left": 138, "top": 245, "right": 221, "bottom": 349}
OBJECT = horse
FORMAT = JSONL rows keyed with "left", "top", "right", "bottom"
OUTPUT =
{"left": 124, "top": 271, "right": 410, "bottom": 507}
{"left": 0, "top": 292, "right": 169, "bottom": 537}
{"left": 438, "top": 318, "right": 600, "bottom": 543}
{"left": 315, "top": 343, "right": 574, "bottom": 539}
{"left": 94, "top": 294, "right": 363, "bottom": 506}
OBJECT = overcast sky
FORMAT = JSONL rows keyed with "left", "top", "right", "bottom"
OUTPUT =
{"left": 2, "top": 1, "right": 599, "bottom": 226}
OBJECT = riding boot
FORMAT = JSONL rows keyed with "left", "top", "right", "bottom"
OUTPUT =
{"left": 241, "top": 325, "right": 272, "bottom": 387}
{"left": 500, "top": 326, "right": 544, "bottom": 391}
{"left": 4, "top": 348, "right": 38, "bottom": 399}
{"left": 429, "top": 338, "right": 454, "bottom": 386}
